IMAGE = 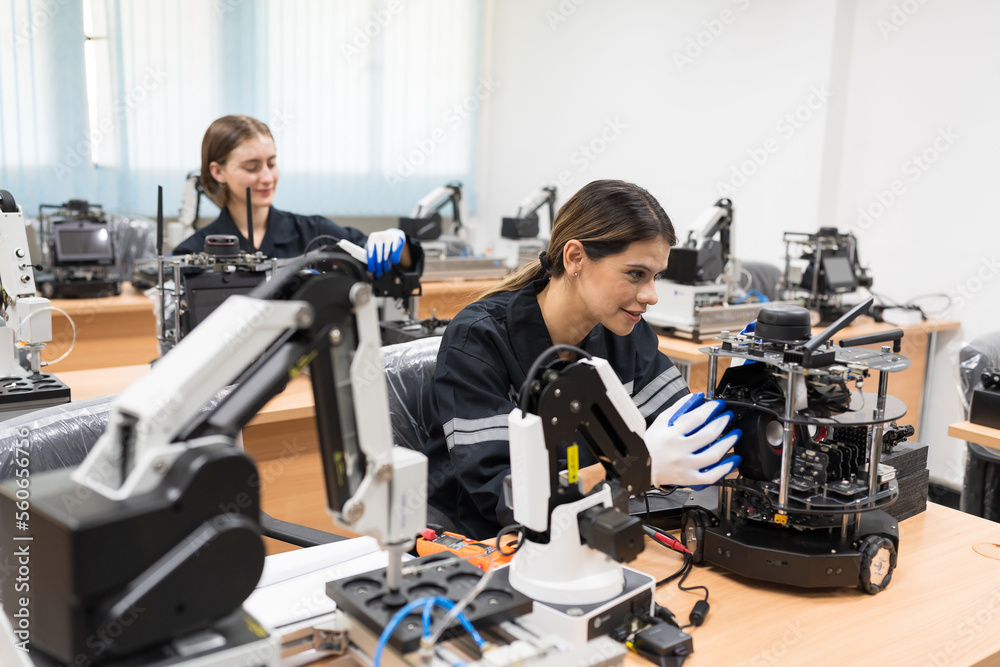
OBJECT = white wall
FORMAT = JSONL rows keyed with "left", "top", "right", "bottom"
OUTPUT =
{"left": 833, "top": 0, "right": 1000, "bottom": 488}
{"left": 476, "top": 0, "right": 1000, "bottom": 488}
{"left": 475, "top": 0, "right": 838, "bottom": 263}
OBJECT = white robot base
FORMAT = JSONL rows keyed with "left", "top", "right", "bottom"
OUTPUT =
{"left": 515, "top": 567, "right": 655, "bottom": 646}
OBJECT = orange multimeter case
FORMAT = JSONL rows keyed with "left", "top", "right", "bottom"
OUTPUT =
{"left": 415, "top": 528, "right": 514, "bottom": 570}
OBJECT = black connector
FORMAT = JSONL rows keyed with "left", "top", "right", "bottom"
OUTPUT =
{"left": 631, "top": 623, "right": 693, "bottom": 667}
{"left": 654, "top": 603, "right": 680, "bottom": 627}
{"left": 688, "top": 600, "right": 710, "bottom": 627}
{"left": 578, "top": 505, "right": 645, "bottom": 563}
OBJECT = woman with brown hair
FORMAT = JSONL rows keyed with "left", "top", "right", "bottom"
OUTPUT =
{"left": 424, "top": 179, "right": 741, "bottom": 538}
{"left": 173, "top": 115, "right": 420, "bottom": 277}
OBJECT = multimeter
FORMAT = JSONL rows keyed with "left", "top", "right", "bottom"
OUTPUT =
{"left": 415, "top": 528, "right": 515, "bottom": 570}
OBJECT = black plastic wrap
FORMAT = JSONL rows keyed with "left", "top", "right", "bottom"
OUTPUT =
{"left": 956, "top": 332, "right": 1000, "bottom": 521}
{"left": 0, "top": 396, "right": 114, "bottom": 480}
{"left": 382, "top": 336, "right": 442, "bottom": 452}
{"left": 109, "top": 213, "right": 158, "bottom": 283}
{"left": 0, "top": 386, "right": 236, "bottom": 482}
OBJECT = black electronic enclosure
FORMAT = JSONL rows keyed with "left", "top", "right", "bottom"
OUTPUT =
{"left": 660, "top": 241, "right": 724, "bottom": 285}
{"left": 399, "top": 213, "right": 443, "bottom": 240}
{"left": 180, "top": 270, "right": 268, "bottom": 334}
{"left": 501, "top": 212, "right": 540, "bottom": 239}
{"left": 970, "top": 385, "right": 1000, "bottom": 429}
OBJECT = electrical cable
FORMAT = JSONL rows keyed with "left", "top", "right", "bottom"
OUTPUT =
{"left": 517, "top": 344, "right": 591, "bottom": 413}
{"left": 375, "top": 595, "right": 485, "bottom": 667}
{"left": 16, "top": 305, "right": 76, "bottom": 367}
{"left": 425, "top": 554, "right": 497, "bottom": 649}
{"left": 655, "top": 554, "right": 691, "bottom": 588}
{"left": 374, "top": 597, "right": 435, "bottom": 667}
{"left": 495, "top": 524, "right": 523, "bottom": 557}
{"left": 422, "top": 596, "right": 487, "bottom": 648}
{"left": 303, "top": 234, "right": 347, "bottom": 254}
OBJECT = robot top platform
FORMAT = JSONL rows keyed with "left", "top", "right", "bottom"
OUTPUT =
{"left": 699, "top": 332, "right": 910, "bottom": 375}
{"left": 699, "top": 329, "right": 910, "bottom": 426}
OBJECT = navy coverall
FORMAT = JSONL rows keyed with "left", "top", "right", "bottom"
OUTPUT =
{"left": 173, "top": 206, "right": 368, "bottom": 258}
{"left": 425, "top": 278, "right": 689, "bottom": 539}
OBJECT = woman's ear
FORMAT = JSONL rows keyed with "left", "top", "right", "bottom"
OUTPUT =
{"left": 563, "top": 239, "right": 585, "bottom": 275}
{"left": 208, "top": 161, "right": 225, "bottom": 185}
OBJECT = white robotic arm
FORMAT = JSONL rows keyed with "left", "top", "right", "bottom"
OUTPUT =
{"left": 0, "top": 190, "right": 52, "bottom": 377}
{"left": 0, "top": 251, "right": 426, "bottom": 666}
{"left": 409, "top": 182, "right": 465, "bottom": 237}
{"left": 506, "top": 349, "right": 650, "bottom": 606}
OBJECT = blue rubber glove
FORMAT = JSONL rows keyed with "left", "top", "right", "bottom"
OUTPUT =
{"left": 645, "top": 393, "right": 742, "bottom": 490}
{"left": 365, "top": 228, "right": 406, "bottom": 278}
{"left": 732, "top": 320, "right": 757, "bottom": 368}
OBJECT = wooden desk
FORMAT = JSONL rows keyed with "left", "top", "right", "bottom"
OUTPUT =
{"left": 417, "top": 279, "right": 499, "bottom": 319}
{"left": 308, "top": 503, "right": 1000, "bottom": 667}
{"left": 39, "top": 278, "right": 488, "bottom": 373}
{"left": 949, "top": 421, "right": 1000, "bottom": 454}
{"left": 44, "top": 283, "right": 158, "bottom": 371}
{"left": 631, "top": 502, "right": 1000, "bottom": 666}
{"left": 56, "top": 372, "right": 1000, "bottom": 664}
{"left": 659, "top": 317, "right": 960, "bottom": 441}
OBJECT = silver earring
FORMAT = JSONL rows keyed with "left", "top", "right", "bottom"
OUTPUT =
{"left": 574, "top": 272, "right": 579, "bottom": 276}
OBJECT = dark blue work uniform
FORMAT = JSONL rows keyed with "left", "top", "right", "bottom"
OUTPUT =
{"left": 172, "top": 206, "right": 369, "bottom": 258}
{"left": 425, "top": 278, "right": 689, "bottom": 539}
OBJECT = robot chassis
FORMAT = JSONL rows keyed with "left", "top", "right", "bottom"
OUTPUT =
{"left": 682, "top": 299, "right": 908, "bottom": 594}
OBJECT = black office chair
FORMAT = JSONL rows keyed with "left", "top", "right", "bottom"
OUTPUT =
{"left": 0, "top": 385, "right": 342, "bottom": 545}
{"left": 957, "top": 332, "right": 1000, "bottom": 522}
{"left": 381, "top": 336, "right": 458, "bottom": 532}
{"left": 740, "top": 260, "right": 783, "bottom": 301}
{"left": 382, "top": 336, "right": 442, "bottom": 454}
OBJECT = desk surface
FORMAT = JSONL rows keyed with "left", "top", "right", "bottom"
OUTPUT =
{"left": 56, "top": 369, "right": 1000, "bottom": 664}
{"left": 49, "top": 282, "right": 153, "bottom": 316}
{"left": 657, "top": 316, "right": 960, "bottom": 363}
{"left": 632, "top": 502, "right": 999, "bottom": 666}
{"left": 949, "top": 421, "right": 1000, "bottom": 452}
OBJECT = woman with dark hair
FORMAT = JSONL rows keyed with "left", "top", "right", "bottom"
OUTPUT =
{"left": 424, "top": 179, "right": 741, "bottom": 538}
{"left": 173, "top": 115, "right": 420, "bottom": 277}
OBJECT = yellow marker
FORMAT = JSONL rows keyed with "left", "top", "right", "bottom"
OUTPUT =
{"left": 333, "top": 451, "right": 346, "bottom": 486}
{"left": 289, "top": 349, "right": 318, "bottom": 380}
{"left": 244, "top": 616, "right": 267, "bottom": 638}
{"left": 774, "top": 513, "right": 788, "bottom": 525}
{"left": 567, "top": 444, "right": 580, "bottom": 484}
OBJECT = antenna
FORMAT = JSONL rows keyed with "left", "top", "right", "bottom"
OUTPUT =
{"left": 156, "top": 185, "right": 164, "bottom": 256}
{"left": 803, "top": 297, "right": 874, "bottom": 353}
{"left": 245, "top": 186, "right": 254, "bottom": 251}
